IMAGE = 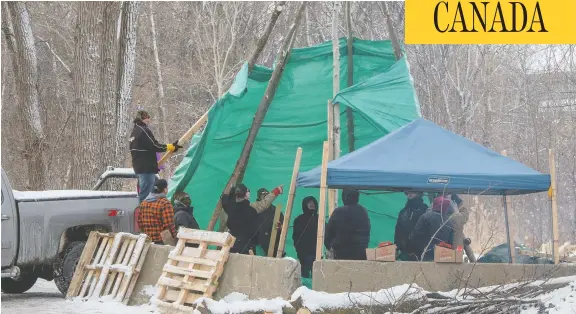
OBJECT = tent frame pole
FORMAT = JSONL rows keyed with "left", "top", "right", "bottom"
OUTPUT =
{"left": 316, "top": 141, "right": 330, "bottom": 261}
{"left": 501, "top": 150, "right": 516, "bottom": 264}
{"left": 327, "top": 100, "right": 336, "bottom": 216}
{"left": 276, "top": 147, "right": 303, "bottom": 258}
{"left": 548, "top": 149, "right": 560, "bottom": 264}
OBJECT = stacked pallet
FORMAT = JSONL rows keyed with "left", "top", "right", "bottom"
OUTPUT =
{"left": 152, "top": 228, "right": 236, "bottom": 312}
{"left": 67, "top": 231, "right": 151, "bottom": 303}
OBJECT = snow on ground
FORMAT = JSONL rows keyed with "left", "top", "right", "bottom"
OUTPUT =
{"left": 12, "top": 190, "right": 136, "bottom": 201}
{"left": 1, "top": 279, "right": 157, "bottom": 314}
{"left": 196, "top": 292, "right": 291, "bottom": 314}
{"left": 521, "top": 280, "right": 576, "bottom": 314}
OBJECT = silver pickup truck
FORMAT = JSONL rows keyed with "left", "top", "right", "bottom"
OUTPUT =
{"left": 0, "top": 167, "right": 148, "bottom": 295}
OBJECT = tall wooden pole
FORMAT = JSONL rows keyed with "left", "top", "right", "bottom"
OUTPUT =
{"left": 549, "top": 149, "right": 560, "bottom": 264}
{"left": 501, "top": 150, "right": 516, "bottom": 264}
{"left": 276, "top": 147, "right": 303, "bottom": 257}
{"left": 329, "top": 2, "right": 341, "bottom": 213}
{"left": 316, "top": 141, "right": 330, "bottom": 261}
{"left": 207, "top": 2, "right": 307, "bottom": 231}
{"left": 327, "top": 100, "right": 335, "bottom": 216}
{"left": 345, "top": 1, "right": 355, "bottom": 152}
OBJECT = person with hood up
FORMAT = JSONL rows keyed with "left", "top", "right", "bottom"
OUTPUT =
{"left": 324, "top": 189, "right": 371, "bottom": 260}
{"left": 394, "top": 191, "right": 429, "bottom": 261}
{"left": 292, "top": 196, "right": 319, "bottom": 278}
{"left": 172, "top": 191, "right": 200, "bottom": 231}
{"left": 221, "top": 183, "right": 283, "bottom": 254}
{"left": 137, "top": 179, "right": 176, "bottom": 244}
{"left": 255, "top": 188, "right": 285, "bottom": 257}
{"left": 129, "top": 110, "right": 182, "bottom": 203}
{"left": 409, "top": 195, "right": 455, "bottom": 261}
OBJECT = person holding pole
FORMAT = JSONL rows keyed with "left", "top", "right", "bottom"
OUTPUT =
{"left": 129, "top": 110, "right": 182, "bottom": 203}
{"left": 255, "top": 188, "right": 285, "bottom": 257}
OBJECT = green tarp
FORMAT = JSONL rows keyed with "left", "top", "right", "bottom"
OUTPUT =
{"left": 168, "top": 38, "right": 421, "bottom": 259}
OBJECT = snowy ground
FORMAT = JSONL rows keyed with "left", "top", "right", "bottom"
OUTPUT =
{"left": 2, "top": 277, "right": 575, "bottom": 313}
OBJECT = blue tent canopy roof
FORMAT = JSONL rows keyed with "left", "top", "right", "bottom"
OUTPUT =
{"left": 297, "top": 119, "right": 551, "bottom": 195}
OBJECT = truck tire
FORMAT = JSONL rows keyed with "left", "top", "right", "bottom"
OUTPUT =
{"left": 1, "top": 274, "right": 38, "bottom": 294}
{"left": 54, "top": 241, "right": 85, "bottom": 295}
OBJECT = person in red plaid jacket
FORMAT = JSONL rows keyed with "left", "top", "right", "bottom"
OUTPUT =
{"left": 137, "top": 179, "right": 176, "bottom": 244}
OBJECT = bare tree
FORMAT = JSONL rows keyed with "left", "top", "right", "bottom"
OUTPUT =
{"left": 114, "top": 1, "right": 140, "bottom": 168}
{"left": 6, "top": 2, "right": 46, "bottom": 190}
{"left": 148, "top": 2, "right": 167, "bottom": 144}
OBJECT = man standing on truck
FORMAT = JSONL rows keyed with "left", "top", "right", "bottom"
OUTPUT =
{"left": 129, "top": 110, "right": 182, "bottom": 203}
{"left": 137, "top": 179, "right": 176, "bottom": 244}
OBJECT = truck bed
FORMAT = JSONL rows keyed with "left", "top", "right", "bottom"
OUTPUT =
{"left": 13, "top": 190, "right": 137, "bottom": 202}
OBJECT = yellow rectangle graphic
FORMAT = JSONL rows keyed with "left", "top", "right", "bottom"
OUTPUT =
{"left": 405, "top": 0, "right": 576, "bottom": 44}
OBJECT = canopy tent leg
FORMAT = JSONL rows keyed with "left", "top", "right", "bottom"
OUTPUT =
{"left": 316, "top": 141, "right": 330, "bottom": 261}
{"left": 501, "top": 150, "right": 516, "bottom": 264}
{"left": 548, "top": 149, "right": 560, "bottom": 264}
{"left": 276, "top": 147, "right": 303, "bottom": 258}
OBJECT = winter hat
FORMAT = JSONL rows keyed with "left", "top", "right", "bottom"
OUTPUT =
{"left": 134, "top": 110, "right": 150, "bottom": 123}
{"left": 432, "top": 196, "right": 452, "bottom": 213}
{"left": 257, "top": 188, "right": 269, "bottom": 201}
{"left": 153, "top": 179, "right": 168, "bottom": 193}
{"left": 234, "top": 184, "right": 248, "bottom": 198}
{"left": 173, "top": 191, "right": 191, "bottom": 207}
{"left": 342, "top": 189, "right": 360, "bottom": 205}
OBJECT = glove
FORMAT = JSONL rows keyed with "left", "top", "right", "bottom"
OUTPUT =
{"left": 272, "top": 184, "right": 284, "bottom": 196}
{"left": 451, "top": 194, "right": 463, "bottom": 206}
{"left": 172, "top": 140, "right": 183, "bottom": 153}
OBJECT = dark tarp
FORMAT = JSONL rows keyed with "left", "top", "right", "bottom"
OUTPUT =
{"left": 297, "top": 119, "right": 550, "bottom": 195}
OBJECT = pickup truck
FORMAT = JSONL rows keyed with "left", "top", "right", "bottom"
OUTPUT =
{"left": 0, "top": 167, "right": 150, "bottom": 295}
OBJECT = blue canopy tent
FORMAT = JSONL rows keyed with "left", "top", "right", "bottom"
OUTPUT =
{"left": 297, "top": 119, "right": 551, "bottom": 195}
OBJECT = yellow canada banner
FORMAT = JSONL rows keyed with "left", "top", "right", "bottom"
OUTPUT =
{"left": 405, "top": 0, "right": 576, "bottom": 44}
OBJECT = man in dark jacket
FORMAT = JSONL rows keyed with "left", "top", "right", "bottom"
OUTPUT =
{"left": 172, "top": 191, "right": 200, "bottom": 231}
{"left": 292, "top": 196, "right": 319, "bottom": 278}
{"left": 129, "top": 110, "right": 182, "bottom": 203}
{"left": 394, "top": 191, "right": 428, "bottom": 261}
{"left": 221, "top": 184, "right": 283, "bottom": 254}
{"left": 255, "top": 188, "right": 284, "bottom": 257}
{"left": 409, "top": 196, "right": 455, "bottom": 261}
{"left": 325, "top": 189, "right": 371, "bottom": 260}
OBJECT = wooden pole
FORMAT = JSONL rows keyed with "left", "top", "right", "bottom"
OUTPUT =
{"left": 330, "top": 2, "right": 341, "bottom": 213}
{"left": 316, "top": 141, "right": 330, "bottom": 261}
{"left": 501, "top": 150, "right": 516, "bottom": 264}
{"left": 345, "top": 1, "right": 355, "bottom": 153}
{"left": 158, "top": 111, "right": 208, "bottom": 166}
{"left": 248, "top": 1, "right": 286, "bottom": 72}
{"left": 327, "top": 100, "right": 336, "bottom": 216}
{"left": 207, "top": 2, "right": 307, "bottom": 231}
{"left": 268, "top": 204, "right": 283, "bottom": 257}
{"left": 548, "top": 149, "right": 560, "bottom": 264}
{"left": 380, "top": 1, "right": 403, "bottom": 60}
{"left": 276, "top": 147, "right": 303, "bottom": 257}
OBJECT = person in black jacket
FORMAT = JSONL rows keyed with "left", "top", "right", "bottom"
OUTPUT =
{"left": 292, "top": 196, "right": 319, "bottom": 278}
{"left": 255, "top": 188, "right": 284, "bottom": 257}
{"left": 394, "top": 191, "right": 428, "bottom": 261}
{"left": 409, "top": 196, "right": 455, "bottom": 261}
{"left": 325, "top": 189, "right": 371, "bottom": 260}
{"left": 129, "top": 110, "right": 182, "bottom": 203}
{"left": 172, "top": 191, "right": 200, "bottom": 231}
{"left": 221, "top": 184, "right": 283, "bottom": 255}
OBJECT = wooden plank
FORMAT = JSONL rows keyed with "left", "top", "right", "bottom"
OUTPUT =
{"left": 104, "top": 237, "right": 133, "bottom": 297}
{"left": 162, "top": 264, "right": 214, "bottom": 279}
{"left": 90, "top": 233, "right": 125, "bottom": 298}
{"left": 175, "top": 239, "right": 210, "bottom": 305}
{"left": 122, "top": 237, "right": 151, "bottom": 304}
{"left": 179, "top": 247, "right": 222, "bottom": 259}
{"left": 81, "top": 236, "right": 112, "bottom": 298}
{"left": 66, "top": 231, "right": 99, "bottom": 298}
{"left": 167, "top": 254, "right": 219, "bottom": 267}
{"left": 267, "top": 204, "right": 283, "bottom": 257}
{"left": 154, "top": 237, "right": 186, "bottom": 301}
{"left": 158, "top": 111, "right": 208, "bottom": 166}
{"left": 549, "top": 149, "right": 560, "bottom": 265}
{"left": 157, "top": 276, "right": 208, "bottom": 293}
{"left": 115, "top": 234, "right": 150, "bottom": 302}
{"left": 501, "top": 150, "right": 516, "bottom": 264}
{"left": 177, "top": 228, "right": 231, "bottom": 246}
{"left": 204, "top": 236, "right": 234, "bottom": 297}
{"left": 316, "top": 141, "right": 329, "bottom": 261}
{"left": 277, "top": 147, "right": 303, "bottom": 257}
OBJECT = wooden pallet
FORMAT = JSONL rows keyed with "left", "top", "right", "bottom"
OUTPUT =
{"left": 66, "top": 231, "right": 151, "bottom": 304}
{"left": 152, "top": 228, "right": 236, "bottom": 312}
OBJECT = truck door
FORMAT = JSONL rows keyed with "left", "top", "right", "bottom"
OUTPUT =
{"left": 1, "top": 170, "right": 18, "bottom": 267}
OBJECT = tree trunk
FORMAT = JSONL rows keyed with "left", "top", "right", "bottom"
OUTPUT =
{"left": 114, "top": 1, "right": 140, "bottom": 168}
{"left": 345, "top": 1, "right": 355, "bottom": 152}
{"left": 7, "top": 2, "right": 46, "bottom": 190}
{"left": 330, "top": 2, "right": 341, "bottom": 212}
{"left": 380, "top": 1, "right": 402, "bottom": 61}
{"left": 70, "top": 2, "right": 104, "bottom": 189}
{"left": 149, "top": 2, "right": 167, "bottom": 144}
{"left": 247, "top": 1, "right": 286, "bottom": 71}
{"left": 100, "top": 2, "right": 121, "bottom": 185}
{"left": 207, "top": 2, "right": 307, "bottom": 231}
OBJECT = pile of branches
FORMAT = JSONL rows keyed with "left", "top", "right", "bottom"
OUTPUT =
{"left": 411, "top": 276, "right": 575, "bottom": 314}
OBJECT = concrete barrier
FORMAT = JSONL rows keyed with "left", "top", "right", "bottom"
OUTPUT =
{"left": 312, "top": 260, "right": 576, "bottom": 293}
{"left": 128, "top": 244, "right": 301, "bottom": 305}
